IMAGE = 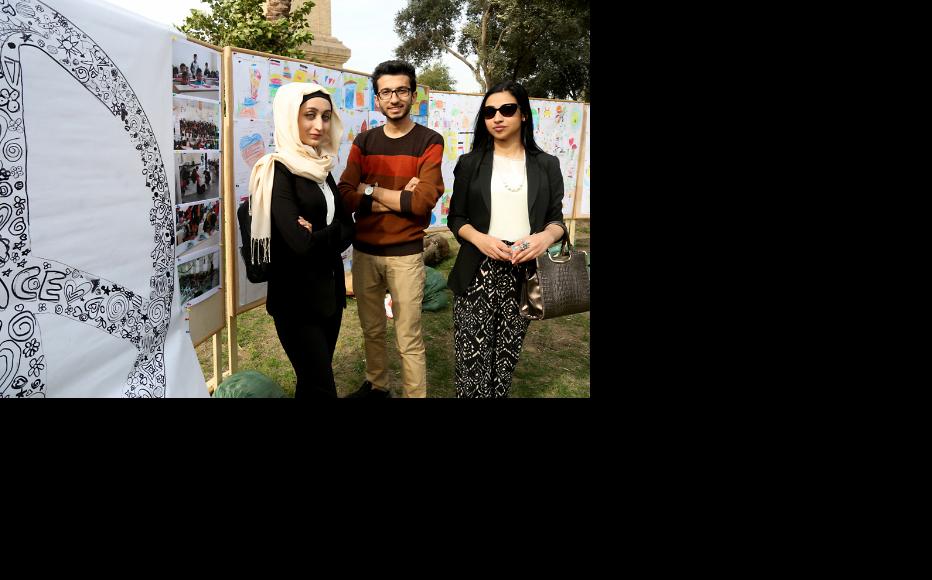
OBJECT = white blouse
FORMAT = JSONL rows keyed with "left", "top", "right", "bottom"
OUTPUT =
{"left": 487, "top": 154, "right": 531, "bottom": 242}
{"left": 317, "top": 178, "right": 335, "bottom": 225}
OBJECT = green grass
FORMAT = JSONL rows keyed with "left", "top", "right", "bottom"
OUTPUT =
{"left": 197, "top": 225, "right": 590, "bottom": 397}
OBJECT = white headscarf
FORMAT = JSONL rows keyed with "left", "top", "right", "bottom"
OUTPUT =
{"left": 248, "top": 82, "right": 344, "bottom": 263}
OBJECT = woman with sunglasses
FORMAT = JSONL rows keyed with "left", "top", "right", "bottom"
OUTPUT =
{"left": 447, "top": 80, "right": 568, "bottom": 398}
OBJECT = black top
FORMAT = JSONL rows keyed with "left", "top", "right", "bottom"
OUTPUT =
{"left": 266, "top": 161, "right": 354, "bottom": 321}
{"left": 446, "top": 149, "right": 567, "bottom": 296}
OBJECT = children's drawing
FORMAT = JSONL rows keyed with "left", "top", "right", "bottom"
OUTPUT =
{"left": 427, "top": 92, "right": 483, "bottom": 229}
{"left": 240, "top": 132, "right": 265, "bottom": 165}
{"left": 414, "top": 85, "right": 429, "bottom": 116}
{"left": 530, "top": 99, "right": 584, "bottom": 215}
{"left": 307, "top": 64, "right": 342, "bottom": 107}
{"left": 334, "top": 108, "right": 368, "bottom": 184}
{"left": 341, "top": 72, "right": 371, "bottom": 111}
{"left": 234, "top": 53, "right": 269, "bottom": 121}
{"left": 269, "top": 58, "right": 284, "bottom": 100}
{"left": 293, "top": 63, "right": 309, "bottom": 83}
{"left": 367, "top": 109, "right": 386, "bottom": 131}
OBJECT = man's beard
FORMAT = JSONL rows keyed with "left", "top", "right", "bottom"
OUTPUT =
{"left": 382, "top": 101, "right": 412, "bottom": 119}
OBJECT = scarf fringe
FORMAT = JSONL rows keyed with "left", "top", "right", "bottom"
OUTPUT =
{"left": 251, "top": 237, "right": 270, "bottom": 265}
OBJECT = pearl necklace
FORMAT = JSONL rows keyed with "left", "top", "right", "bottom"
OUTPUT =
{"left": 494, "top": 154, "right": 526, "bottom": 192}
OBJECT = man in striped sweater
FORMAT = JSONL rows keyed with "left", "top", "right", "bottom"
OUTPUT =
{"left": 338, "top": 60, "right": 445, "bottom": 398}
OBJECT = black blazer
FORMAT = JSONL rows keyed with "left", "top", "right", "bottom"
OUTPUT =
{"left": 266, "top": 161, "right": 354, "bottom": 321}
{"left": 447, "top": 148, "right": 567, "bottom": 296}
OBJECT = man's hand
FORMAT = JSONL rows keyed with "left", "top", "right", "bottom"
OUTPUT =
{"left": 371, "top": 199, "right": 393, "bottom": 213}
{"left": 404, "top": 177, "right": 420, "bottom": 191}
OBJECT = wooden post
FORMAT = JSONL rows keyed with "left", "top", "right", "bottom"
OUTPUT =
{"left": 567, "top": 104, "right": 589, "bottom": 246}
{"left": 221, "top": 46, "right": 239, "bottom": 376}
{"left": 212, "top": 332, "right": 222, "bottom": 383}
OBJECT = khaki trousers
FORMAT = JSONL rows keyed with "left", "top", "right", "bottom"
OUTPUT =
{"left": 352, "top": 250, "right": 427, "bottom": 397}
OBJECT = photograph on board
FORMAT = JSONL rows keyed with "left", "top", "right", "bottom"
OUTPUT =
{"left": 176, "top": 199, "right": 221, "bottom": 260}
{"left": 173, "top": 95, "right": 220, "bottom": 150}
{"left": 172, "top": 38, "right": 221, "bottom": 99}
{"left": 177, "top": 248, "right": 221, "bottom": 306}
{"left": 174, "top": 150, "right": 221, "bottom": 205}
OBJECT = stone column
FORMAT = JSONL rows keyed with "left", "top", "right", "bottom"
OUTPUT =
{"left": 284, "top": 0, "right": 352, "bottom": 68}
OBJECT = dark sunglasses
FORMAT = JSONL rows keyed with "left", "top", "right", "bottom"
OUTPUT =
{"left": 482, "top": 103, "right": 520, "bottom": 119}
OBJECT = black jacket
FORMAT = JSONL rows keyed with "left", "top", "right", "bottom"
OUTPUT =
{"left": 447, "top": 148, "right": 567, "bottom": 296}
{"left": 266, "top": 161, "right": 354, "bottom": 320}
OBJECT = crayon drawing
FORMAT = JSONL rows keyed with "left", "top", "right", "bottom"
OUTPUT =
{"left": 530, "top": 99, "right": 584, "bottom": 215}
{"left": 233, "top": 53, "right": 270, "bottom": 121}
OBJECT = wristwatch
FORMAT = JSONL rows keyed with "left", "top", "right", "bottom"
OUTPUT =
{"left": 364, "top": 183, "right": 375, "bottom": 196}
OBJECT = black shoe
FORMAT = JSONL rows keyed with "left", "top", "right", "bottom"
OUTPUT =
{"left": 345, "top": 380, "right": 391, "bottom": 399}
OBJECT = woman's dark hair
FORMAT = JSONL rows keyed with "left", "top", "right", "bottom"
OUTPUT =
{"left": 470, "top": 80, "right": 541, "bottom": 155}
{"left": 372, "top": 59, "right": 417, "bottom": 92}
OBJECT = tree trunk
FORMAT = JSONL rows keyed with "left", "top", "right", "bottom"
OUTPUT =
{"left": 477, "top": 1, "right": 491, "bottom": 92}
{"left": 266, "top": 0, "right": 293, "bottom": 20}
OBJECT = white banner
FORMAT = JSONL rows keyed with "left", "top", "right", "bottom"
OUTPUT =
{"left": 0, "top": 0, "right": 207, "bottom": 397}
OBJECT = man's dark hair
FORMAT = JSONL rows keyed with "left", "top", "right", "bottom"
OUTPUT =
{"left": 372, "top": 59, "right": 417, "bottom": 92}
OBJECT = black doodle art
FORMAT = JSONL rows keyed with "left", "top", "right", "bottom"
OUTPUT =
{"left": 1, "top": 0, "right": 174, "bottom": 397}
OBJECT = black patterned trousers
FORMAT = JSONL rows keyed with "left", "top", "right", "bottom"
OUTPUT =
{"left": 454, "top": 257, "right": 531, "bottom": 398}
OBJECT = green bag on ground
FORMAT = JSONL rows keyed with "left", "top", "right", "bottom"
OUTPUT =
{"left": 213, "top": 370, "right": 286, "bottom": 398}
{"left": 422, "top": 266, "right": 449, "bottom": 311}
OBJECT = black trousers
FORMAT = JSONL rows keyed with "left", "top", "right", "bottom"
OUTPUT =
{"left": 274, "top": 307, "right": 343, "bottom": 399}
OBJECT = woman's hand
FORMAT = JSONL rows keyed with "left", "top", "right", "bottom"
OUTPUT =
{"left": 474, "top": 233, "right": 513, "bottom": 261}
{"left": 510, "top": 232, "right": 553, "bottom": 264}
{"left": 297, "top": 216, "right": 312, "bottom": 232}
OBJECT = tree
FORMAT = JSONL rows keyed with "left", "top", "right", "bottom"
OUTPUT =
{"left": 394, "top": 0, "right": 589, "bottom": 100}
{"left": 418, "top": 62, "right": 457, "bottom": 91}
{"left": 178, "top": 0, "right": 315, "bottom": 60}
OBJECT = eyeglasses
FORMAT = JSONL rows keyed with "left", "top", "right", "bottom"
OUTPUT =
{"left": 482, "top": 103, "right": 520, "bottom": 119}
{"left": 376, "top": 87, "right": 412, "bottom": 100}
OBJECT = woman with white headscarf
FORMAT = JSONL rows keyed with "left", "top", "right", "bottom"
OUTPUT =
{"left": 248, "top": 82, "right": 354, "bottom": 398}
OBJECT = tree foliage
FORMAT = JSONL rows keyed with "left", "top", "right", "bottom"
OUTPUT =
{"left": 177, "top": 0, "right": 316, "bottom": 60}
{"left": 395, "top": 0, "right": 589, "bottom": 101}
{"left": 418, "top": 62, "right": 457, "bottom": 91}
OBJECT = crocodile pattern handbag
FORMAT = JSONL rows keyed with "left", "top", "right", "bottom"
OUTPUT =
{"left": 519, "top": 234, "right": 590, "bottom": 320}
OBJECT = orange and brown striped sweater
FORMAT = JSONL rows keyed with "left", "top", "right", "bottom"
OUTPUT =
{"left": 338, "top": 123, "right": 444, "bottom": 256}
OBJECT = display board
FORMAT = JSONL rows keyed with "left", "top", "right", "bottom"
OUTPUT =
{"left": 427, "top": 91, "right": 484, "bottom": 229}
{"left": 226, "top": 48, "right": 433, "bottom": 313}
{"left": 528, "top": 98, "right": 585, "bottom": 216}
{"left": 172, "top": 38, "right": 225, "bottom": 348}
